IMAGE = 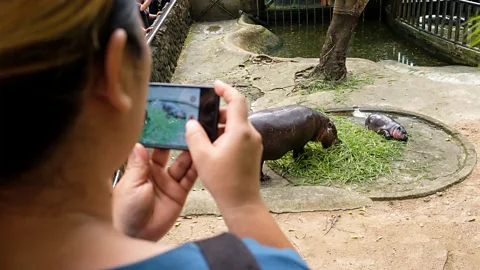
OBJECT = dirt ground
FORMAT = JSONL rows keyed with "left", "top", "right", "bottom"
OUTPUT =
{"left": 162, "top": 122, "right": 479, "bottom": 269}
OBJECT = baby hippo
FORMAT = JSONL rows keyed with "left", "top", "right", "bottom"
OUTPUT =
{"left": 365, "top": 114, "right": 408, "bottom": 141}
{"left": 248, "top": 105, "right": 341, "bottom": 181}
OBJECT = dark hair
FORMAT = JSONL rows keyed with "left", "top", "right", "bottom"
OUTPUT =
{"left": 0, "top": 0, "right": 144, "bottom": 182}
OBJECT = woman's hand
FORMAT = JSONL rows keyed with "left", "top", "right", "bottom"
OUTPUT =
{"left": 112, "top": 144, "right": 197, "bottom": 241}
{"left": 185, "top": 80, "right": 264, "bottom": 211}
{"left": 185, "top": 81, "right": 295, "bottom": 250}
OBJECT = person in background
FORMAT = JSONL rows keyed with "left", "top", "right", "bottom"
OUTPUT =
{"left": 137, "top": 0, "right": 151, "bottom": 32}
{"left": 0, "top": 0, "right": 310, "bottom": 269}
{"left": 149, "top": 0, "right": 159, "bottom": 16}
{"left": 138, "top": 0, "right": 160, "bottom": 28}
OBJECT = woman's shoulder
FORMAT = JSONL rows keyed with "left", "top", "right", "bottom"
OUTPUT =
{"left": 109, "top": 237, "right": 310, "bottom": 270}
{"left": 242, "top": 238, "right": 310, "bottom": 269}
{"left": 110, "top": 242, "right": 209, "bottom": 270}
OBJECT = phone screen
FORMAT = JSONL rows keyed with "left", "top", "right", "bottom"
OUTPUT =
{"left": 139, "top": 83, "right": 219, "bottom": 150}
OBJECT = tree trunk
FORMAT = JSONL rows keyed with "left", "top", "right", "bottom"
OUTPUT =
{"left": 312, "top": 0, "right": 369, "bottom": 81}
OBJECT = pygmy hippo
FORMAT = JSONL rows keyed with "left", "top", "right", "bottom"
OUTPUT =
{"left": 365, "top": 114, "right": 408, "bottom": 141}
{"left": 162, "top": 101, "right": 187, "bottom": 120}
{"left": 248, "top": 105, "right": 341, "bottom": 181}
{"left": 150, "top": 100, "right": 187, "bottom": 120}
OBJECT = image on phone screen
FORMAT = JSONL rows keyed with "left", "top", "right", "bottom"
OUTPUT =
{"left": 139, "top": 83, "right": 219, "bottom": 150}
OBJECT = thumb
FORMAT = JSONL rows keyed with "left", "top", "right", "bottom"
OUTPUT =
{"left": 185, "top": 120, "right": 214, "bottom": 163}
{"left": 120, "top": 143, "right": 150, "bottom": 188}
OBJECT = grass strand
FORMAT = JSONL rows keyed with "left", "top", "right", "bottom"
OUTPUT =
{"left": 267, "top": 116, "right": 406, "bottom": 186}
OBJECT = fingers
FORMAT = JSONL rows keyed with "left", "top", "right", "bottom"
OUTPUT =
{"left": 185, "top": 120, "right": 214, "bottom": 163}
{"left": 219, "top": 107, "right": 227, "bottom": 124}
{"left": 217, "top": 107, "right": 226, "bottom": 137}
{"left": 178, "top": 166, "right": 198, "bottom": 192}
{"left": 214, "top": 80, "right": 248, "bottom": 127}
{"left": 120, "top": 143, "right": 150, "bottom": 188}
{"left": 217, "top": 125, "right": 225, "bottom": 137}
{"left": 150, "top": 148, "right": 170, "bottom": 168}
{"left": 149, "top": 164, "right": 189, "bottom": 206}
{"left": 167, "top": 151, "right": 193, "bottom": 181}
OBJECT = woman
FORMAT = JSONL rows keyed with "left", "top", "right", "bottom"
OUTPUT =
{"left": 0, "top": 0, "right": 310, "bottom": 269}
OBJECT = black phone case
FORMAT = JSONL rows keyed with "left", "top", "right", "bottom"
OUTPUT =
{"left": 141, "top": 82, "right": 220, "bottom": 151}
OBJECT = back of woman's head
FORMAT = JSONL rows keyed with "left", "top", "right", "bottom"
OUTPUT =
{"left": 0, "top": 0, "right": 144, "bottom": 184}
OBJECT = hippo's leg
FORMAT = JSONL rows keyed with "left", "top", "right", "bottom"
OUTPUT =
{"left": 260, "top": 161, "right": 270, "bottom": 181}
{"left": 382, "top": 130, "right": 392, "bottom": 140}
{"left": 292, "top": 147, "right": 305, "bottom": 159}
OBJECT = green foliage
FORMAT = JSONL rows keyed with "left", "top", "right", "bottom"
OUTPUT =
{"left": 466, "top": 15, "right": 480, "bottom": 68}
{"left": 267, "top": 116, "right": 406, "bottom": 186}
{"left": 467, "top": 15, "right": 480, "bottom": 48}
{"left": 140, "top": 104, "right": 186, "bottom": 145}
{"left": 299, "top": 73, "right": 374, "bottom": 102}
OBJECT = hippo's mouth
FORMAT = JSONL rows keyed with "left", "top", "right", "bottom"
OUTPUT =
{"left": 390, "top": 128, "right": 408, "bottom": 141}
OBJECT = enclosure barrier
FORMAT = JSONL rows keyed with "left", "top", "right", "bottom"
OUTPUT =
{"left": 394, "top": 0, "right": 480, "bottom": 50}
{"left": 257, "top": 0, "right": 385, "bottom": 26}
{"left": 112, "top": 0, "right": 180, "bottom": 187}
{"left": 146, "top": 0, "right": 177, "bottom": 45}
{"left": 259, "top": 0, "right": 335, "bottom": 26}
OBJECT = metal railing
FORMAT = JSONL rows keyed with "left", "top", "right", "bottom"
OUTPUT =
{"left": 146, "top": 0, "right": 177, "bottom": 45}
{"left": 112, "top": 0, "right": 178, "bottom": 187}
{"left": 261, "top": 0, "right": 334, "bottom": 26}
{"left": 394, "top": 0, "right": 480, "bottom": 49}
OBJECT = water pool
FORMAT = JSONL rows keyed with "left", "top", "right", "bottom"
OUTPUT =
{"left": 268, "top": 20, "right": 448, "bottom": 66}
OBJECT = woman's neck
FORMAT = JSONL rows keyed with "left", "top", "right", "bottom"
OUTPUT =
{"left": 0, "top": 161, "right": 113, "bottom": 223}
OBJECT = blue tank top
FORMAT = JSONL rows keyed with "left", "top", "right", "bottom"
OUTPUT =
{"left": 110, "top": 238, "right": 310, "bottom": 269}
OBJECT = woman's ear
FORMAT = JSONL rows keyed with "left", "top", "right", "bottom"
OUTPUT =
{"left": 102, "top": 29, "right": 132, "bottom": 113}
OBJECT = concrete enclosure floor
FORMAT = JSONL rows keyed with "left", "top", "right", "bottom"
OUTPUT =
{"left": 162, "top": 19, "right": 480, "bottom": 269}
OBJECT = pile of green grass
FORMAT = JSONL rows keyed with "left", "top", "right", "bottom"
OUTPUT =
{"left": 140, "top": 104, "right": 186, "bottom": 145}
{"left": 267, "top": 116, "right": 406, "bottom": 186}
{"left": 299, "top": 73, "right": 374, "bottom": 103}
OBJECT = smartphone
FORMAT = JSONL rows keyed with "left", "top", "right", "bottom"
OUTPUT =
{"left": 139, "top": 82, "right": 220, "bottom": 150}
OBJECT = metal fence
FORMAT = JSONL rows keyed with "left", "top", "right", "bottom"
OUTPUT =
{"left": 394, "top": 0, "right": 480, "bottom": 49}
{"left": 112, "top": 0, "right": 177, "bottom": 187}
{"left": 261, "top": 0, "right": 335, "bottom": 26}
{"left": 146, "top": 0, "right": 177, "bottom": 45}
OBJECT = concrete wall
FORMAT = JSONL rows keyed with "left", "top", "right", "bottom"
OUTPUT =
{"left": 191, "top": 0, "right": 257, "bottom": 21}
{"left": 149, "top": 0, "right": 192, "bottom": 83}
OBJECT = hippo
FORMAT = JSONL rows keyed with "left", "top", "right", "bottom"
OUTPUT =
{"left": 248, "top": 105, "right": 341, "bottom": 181}
{"left": 162, "top": 101, "right": 187, "bottom": 120}
{"left": 150, "top": 100, "right": 187, "bottom": 120}
{"left": 365, "top": 114, "right": 408, "bottom": 141}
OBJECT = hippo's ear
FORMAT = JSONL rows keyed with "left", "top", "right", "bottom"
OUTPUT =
{"left": 327, "top": 122, "right": 333, "bottom": 129}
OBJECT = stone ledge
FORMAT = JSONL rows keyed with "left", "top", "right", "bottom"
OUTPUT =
{"left": 180, "top": 186, "right": 373, "bottom": 216}
{"left": 222, "top": 14, "right": 282, "bottom": 55}
{"left": 149, "top": 0, "right": 192, "bottom": 83}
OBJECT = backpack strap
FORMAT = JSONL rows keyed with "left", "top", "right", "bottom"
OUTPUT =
{"left": 195, "top": 233, "right": 262, "bottom": 270}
